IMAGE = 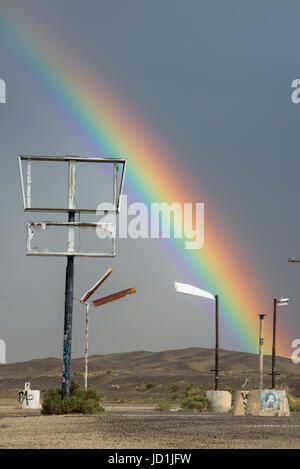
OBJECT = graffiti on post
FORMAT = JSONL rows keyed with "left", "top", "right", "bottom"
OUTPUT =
{"left": 261, "top": 390, "right": 280, "bottom": 411}
{"left": 241, "top": 391, "right": 249, "bottom": 409}
{"left": 18, "top": 390, "right": 33, "bottom": 406}
{"left": 62, "top": 334, "right": 70, "bottom": 385}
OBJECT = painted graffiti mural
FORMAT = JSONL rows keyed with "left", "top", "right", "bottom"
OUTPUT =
{"left": 261, "top": 390, "right": 280, "bottom": 411}
{"left": 62, "top": 333, "right": 71, "bottom": 385}
{"left": 240, "top": 391, "right": 249, "bottom": 410}
{"left": 18, "top": 390, "right": 34, "bottom": 406}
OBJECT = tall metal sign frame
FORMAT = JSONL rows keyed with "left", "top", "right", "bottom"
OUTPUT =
{"left": 19, "top": 155, "right": 127, "bottom": 396}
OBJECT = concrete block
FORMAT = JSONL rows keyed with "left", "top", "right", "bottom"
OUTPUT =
{"left": 18, "top": 389, "right": 40, "bottom": 409}
{"left": 206, "top": 390, "right": 232, "bottom": 413}
{"left": 232, "top": 390, "right": 249, "bottom": 416}
{"left": 245, "top": 389, "right": 290, "bottom": 416}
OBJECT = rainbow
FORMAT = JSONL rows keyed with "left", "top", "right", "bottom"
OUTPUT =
{"left": 0, "top": 5, "right": 293, "bottom": 356}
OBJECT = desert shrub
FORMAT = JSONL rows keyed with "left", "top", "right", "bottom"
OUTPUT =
{"left": 42, "top": 389, "right": 64, "bottom": 415}
{"left": 154, "top": 401, "right": 171, "bottom": 412}
{"left": 185, "top": 383, "right": 194, "bottom": 396}
{"left": 146, "top": 383, "right": 154, "bottom": 390}
{"left": 185, "top": 384, "right": 204, "bottom": 397}
{"left": 171, "top": 384, "right": 179, "bottom": 392}
{"left": 172, "top": 393, "right": 179, "bottom": 400}
{"left": 41, "top": 379, "right": 104, "bottom": 415}
{"left": 84, "top": 387, "right": 101, "bottom": 402}
{"left": 181, "top": 395, "right": 210, "bottom": 412}
{"left": 224, "top": 387, "right": 232, "bottom": 394}
{"left": 287, "top": 393, "right": 300, "bottom": 412}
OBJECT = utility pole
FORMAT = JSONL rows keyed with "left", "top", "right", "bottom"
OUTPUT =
{"left": 215, "top": 294, "right": 219, "bottom": 391}
{"left": 258, "top": 314, "right": 265, "bottom": 390}
{"left": 271, "top": 299, "right": 277, "bottom": 389}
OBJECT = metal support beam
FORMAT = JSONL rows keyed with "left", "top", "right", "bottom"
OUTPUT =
{"left": 61, "top": 162, "right": 77, "bottom": 398}
{"left": 61, "top": 213, "right": 75, "bottom": 397}
{"left": 26, "top": 160, "right": 31, "bottom": 209}
{"left": 84, "top": 302, "right": 89, "bottom": 390}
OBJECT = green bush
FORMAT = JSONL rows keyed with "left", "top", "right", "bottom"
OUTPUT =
{"left": 171, "top": 384, "right": 179, "bottom": 392}
{"left": 41, "top": 379, "right": 104, "bottom": 415}
{"left": 287, "top": 393, "right": 300, "bottom": 412}
{"left": 146, "top": 383, "right": 155, "bottom": 390}
{"left": 154, "top": 401, "right": 171, "bottom": 412}
{"left": 181, "top": 395, "right": 210, "bottom": 412}
{"left": 185, "top": 384, "right": 204, "bottom": 397}
{"left": 185, "top": 383, "right": 194, "bottom": 397}
{"left": 224, "top": 387, "right": 232, "bottom": 394}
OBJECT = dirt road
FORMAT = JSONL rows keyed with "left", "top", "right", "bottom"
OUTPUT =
{"left": 0, "top": 409, "right": 300, "bottom": 449}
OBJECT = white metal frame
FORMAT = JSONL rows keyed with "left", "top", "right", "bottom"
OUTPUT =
{"left": 18, "top": 155, "right": 127, "bottom": 213}
{"left": 26, "top": 221, "right": 116, "bottom": 257}
{"left": 19, "top": 155, "right": 126, "bottom": 257}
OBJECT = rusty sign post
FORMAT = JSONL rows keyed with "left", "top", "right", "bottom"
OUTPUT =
{"left": 19, "top": 155, "right": 127, "bottom": 397}
{"left": 79, "top": 268, "right": 136, "bottom": 389}
{"left": 79, "top": 268, "right": 115, "bottom": 390}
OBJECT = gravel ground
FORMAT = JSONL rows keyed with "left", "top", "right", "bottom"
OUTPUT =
{"left": 0, "top": 411, "right": 300, "bottom": 449}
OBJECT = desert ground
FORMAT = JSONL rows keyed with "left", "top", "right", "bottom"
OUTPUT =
{"left": 0, "top": 406, "right": 300, "bottom": 449}
{"left": 0, "top": 347, "right": 299, "bottom": 449}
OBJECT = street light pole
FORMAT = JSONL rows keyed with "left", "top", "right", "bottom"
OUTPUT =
{"left": 271, "top": 299, "right": 277, "bottom": 389}
{"left": 215, "top": 294, "right": 219, "bottom": 391}
{"left": 258, "top": 314, "right": 265, "bottom": 390}
{"left": 173, "top": 282, "right": 219, "bottom": 389}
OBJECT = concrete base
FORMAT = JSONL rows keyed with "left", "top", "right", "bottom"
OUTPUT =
{"left": 18, "top": 390, "right": 40, "bottom": 409}
{"left": 206, "top": 390, "right": 232, "bottom": 413}
{"left": 232, "top": 390, "right": 249, "bottom": 416}
{"left": 245, "top": 389, "right": 290, "bottom": 416}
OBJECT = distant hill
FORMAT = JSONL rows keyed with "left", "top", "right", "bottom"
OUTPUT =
{"left": 1, "top": 348, "right": 299, "bottom": 400}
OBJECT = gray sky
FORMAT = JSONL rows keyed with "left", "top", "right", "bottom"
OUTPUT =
{"left": 1, "top": 0, "right": 300, "bottom": 364}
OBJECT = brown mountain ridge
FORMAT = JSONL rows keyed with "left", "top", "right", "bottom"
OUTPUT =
{"left": 0, "top": 347, "right": 299, "bottom": 401}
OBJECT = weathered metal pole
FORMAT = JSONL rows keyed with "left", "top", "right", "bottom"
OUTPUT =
{"left": 61, "top": 210, "right": 75, "bottom": 397}
{"left": 62, "top": 237, "right": 74, "bottom": 397}
{"left": 271, "top": 299, "right": 277, "bottom": 389}
{"left": 84, "top": 302, "right": 90, "bottom": 390}
{"left": 215, "top": 294, "right": 219, "bottom": 391}
{"left": 62, "top": 161, "right": 76, "bottom": 397}
{"left": 258, "top": 314, "right": 265, "bottom": 389}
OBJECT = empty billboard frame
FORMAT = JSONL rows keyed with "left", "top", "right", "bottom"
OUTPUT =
{"left": 19, "top": 155, "right": 127, "bottom": 257}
